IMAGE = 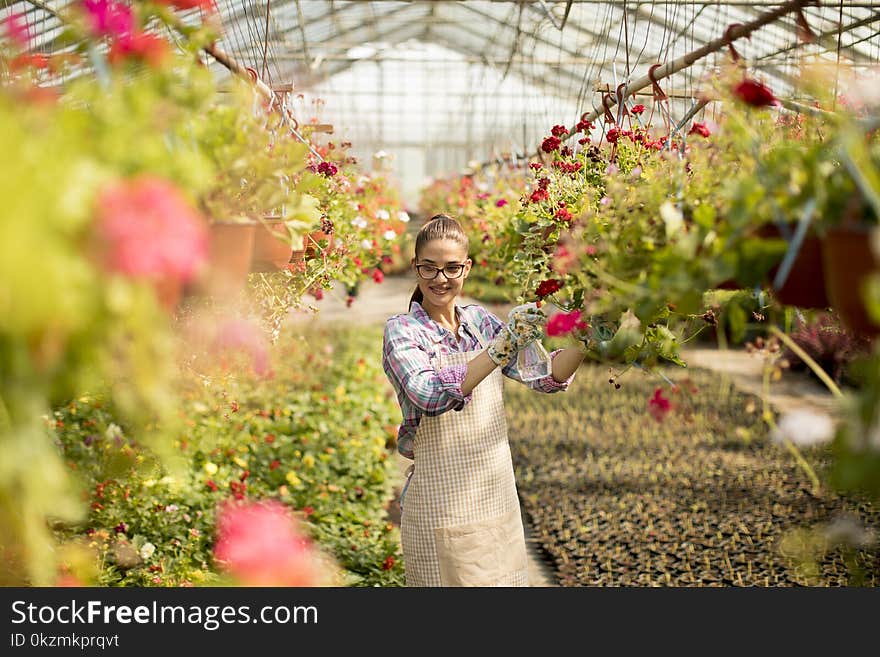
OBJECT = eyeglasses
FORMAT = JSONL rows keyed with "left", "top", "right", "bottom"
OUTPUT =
{"left": 415, "top": 263, "right": 467, "bottom": 280}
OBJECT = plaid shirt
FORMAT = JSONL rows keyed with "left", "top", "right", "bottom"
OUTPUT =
{"left": 383, "top": 301, "right": 574, "bottom": 459}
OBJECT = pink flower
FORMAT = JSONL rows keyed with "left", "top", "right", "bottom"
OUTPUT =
{"left": 495, "top": 198, "right": 508, "bottom": 207}
{"left": 631, "top": 104, "right": 646, "bottom": 115}
{"left": 733, "top": 78, "right": 778, "bottom": 107}
{"left": 213, "top": 500, "right": 324, "bottom": 586}
{"left": 3, "top": 13, "right": 30, "bottom": 49}
{"left": 546, "top": 310, "right": 588, "bottom": 337}
{"left": 688, "top": 122, "right": 711, "bottom": 138}
{"left": 212, "top": 317, "right": 270, "bottom": 376}
{"left": 81, "top": 0, "right": 134, "bottom": 40}
{"left": 96, "top": 176, "right": 208, "bottom": 284}
{"left": 647, "top": 387, "right": 672, "bottom": 422}
{"left": 372, "top": 268, "right": 385, "bottom": 284}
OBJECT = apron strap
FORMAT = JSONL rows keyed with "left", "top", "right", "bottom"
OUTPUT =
{"left": 461, "top": 307, "right": 490, "bottom": 349}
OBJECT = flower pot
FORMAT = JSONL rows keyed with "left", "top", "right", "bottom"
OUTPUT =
{"left": 758, "top": 224, "right": 828, "bottom": 309}
{"left": 303, "top": 230, "right": 334, "bottom": 259}
{"left": 251, "top": 219, "right": 294, "bottom": 272}
{"left": 821, "top": 226, "right": 879, "bottom": 337}
{"left": 194, "top": 221, "right": 256, "bottom": 297}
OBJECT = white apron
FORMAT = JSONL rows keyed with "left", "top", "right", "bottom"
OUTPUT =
{"left": 400, "top": 320, "right": 529, "bottom": 587}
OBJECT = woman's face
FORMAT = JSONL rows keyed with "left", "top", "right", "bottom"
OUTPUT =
{"left": 413, "top": 238, "right": 471, "bottom": 310}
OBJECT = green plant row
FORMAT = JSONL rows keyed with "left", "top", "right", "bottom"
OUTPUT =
{"left": 50, "top": 326, "right": 405, "bottom": 587}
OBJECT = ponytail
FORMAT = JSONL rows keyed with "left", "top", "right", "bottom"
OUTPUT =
{"left": 407, "top": 213, "right": 469, "bottom": 311}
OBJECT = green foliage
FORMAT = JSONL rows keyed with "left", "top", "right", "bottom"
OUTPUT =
{"left": 52, "top": 326, "right": 405, "bottom": 587}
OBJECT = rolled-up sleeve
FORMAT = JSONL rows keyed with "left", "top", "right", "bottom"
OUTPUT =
{"left": 383, "top": 320, "right": 473, "bottom": 415}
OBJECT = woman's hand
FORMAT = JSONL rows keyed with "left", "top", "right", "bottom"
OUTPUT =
{"left": 487, "top": 304, "right": 547, "bottom": 365}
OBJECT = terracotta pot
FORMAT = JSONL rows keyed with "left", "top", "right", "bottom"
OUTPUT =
{"left": 153, "top": 276, "right": 183, "bottom": 313}
{"left": 758, "top": 224, "right": 828, "bottom": 309}
{"left": 821, "top": 226, "right": 879, "bottom": 337}
{"left": 251, "top": 220, "right": 294, "bottom": 272}
{"left": 303, "top": 230, "right": 334, "bottom": 259}
{"left": 194, "top": 221, "right": 256, "bottom": 297}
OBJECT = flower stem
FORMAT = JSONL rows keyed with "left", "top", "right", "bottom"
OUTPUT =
{"left": 768, "top": 325, "right": 843, "bottom": 399}
{"left": 761, "top": 358, "right": 822, "bottom": 496}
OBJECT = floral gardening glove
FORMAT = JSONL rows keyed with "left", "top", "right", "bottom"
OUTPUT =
{"left": 487, "top": 303, "right": 547, "bottom": 365}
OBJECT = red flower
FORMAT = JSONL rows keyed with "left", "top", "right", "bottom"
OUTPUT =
{"left": 372, "top": 268, "right": 385, "bottom": 284}
{"left": 688, "top": 122, "right": 711, "bottom": 138}
{"left": 108, "top": 31, "right": 170, "bottom": 68}
{"left": 311, "top": 287, "right": 324, "bottom": 301}
{"left": 529, "top": 163, "right": 543, "bottom": 171}
{"left": 153, "top": 0, "right": 217, "bottom": 11}
{"left": 577, "top": 137, "right": 590, "bottom": 145}
{"left": 535, "top": 279, "right": 563, "bottom": 299}
{"left": 529, "top": 188, "right": 549, "bottom": 204}
{"left": 382, "top": 556, "right": 396, "bottom": 570}
{"left": 551, "top": 124, "right": 569, "bottom": 137}
{"left": 575, "top": 119, "right": 594, "bottom": 133}
{"left": 317, "top": 161, "right": 338, "bottom": 177}
{"left": 733, "top": 78, "right": 777, "bottom": 107}
{"left": 546, "top": 310, "right": 588, "bottom": 337}
{"left": 541, "top": 136, "right": 561, "bottom": 153}
{"left": 206, "top": 480, "right": 218, "bottom": 491}
{"left": 647, "top": 387, "right": 672, "bottom": 422}
{"left": 631, "top": 104, "right": 646, "bottom": 115}
{"left": 213, "top": 500, "right": 323, "bottom": 586}
{"left": 269, "top": 460, "right": 280, "bottom": 471}
{"left": 302, "top": 506, "right": 314, "bottom": 517}
{"left": 114, "top": 522, "right": 128, "bottom": 534}
{"left": 606, "top": 127, "right": 620, "bottom": 143}
{"left": 555, "top": 207, "right": 574, "bottom": 222}
{"left": 495, "top": 198, "right": 508, "bottom": 208}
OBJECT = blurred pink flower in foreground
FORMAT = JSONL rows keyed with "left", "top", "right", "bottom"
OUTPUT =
{"left": 213, "top": 500, "right": 324, "bottom": 586}
{"left": 81, "top": 0, "right": 134, "bottom": 41}
{"left": 648, "top": 387, "right": 672, "bottom": 422}
{"left": 212, "top": 317, "right": 270, "bottom": 376}
{"left": 96, "top": 175, "right": 208, "bottom": 283}
{"left": 546, "top": 310, "right": 588, "bottom": 337}
{"left": 3, "top": 13, "right": 30, "bottom": 49}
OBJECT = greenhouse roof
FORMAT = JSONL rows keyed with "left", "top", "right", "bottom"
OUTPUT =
{"left": 5, "top": 1, "right": 880, "bottom": 202}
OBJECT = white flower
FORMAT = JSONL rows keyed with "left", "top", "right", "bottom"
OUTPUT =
{"left": 352, "top": 215, "right": 368, "bottom": 229}
{"left": 376, "top": 209, "right": 390, "bottom": 220}
{"left": 139, "top": 543, "right": 156, "bottom": 560}
{"left": 104, "top": 423, "right": 123, "bottom": 442}
{"left": 361, "top": 239, "right": 373, "bottom": 250}
{"left": 771, "top": 409, "right": 835, "bottom": 447}
{"left": 350, "top": 201, "right": 360, "bottom": 211}
{"left": 660, "top": 201, "right": 684, "bottom": 238}
{"left": 383, "top": 230, "right": 397, "bottom": 240}
{"left": 398, "top": 211, "right": 410, "bottom": 223}
{"left": 165, "top": 504, "right": 178, "bottom": 513}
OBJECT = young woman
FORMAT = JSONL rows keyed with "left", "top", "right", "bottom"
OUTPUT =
{"left": 382, "top": 214, "right": 584, "bottom": 586}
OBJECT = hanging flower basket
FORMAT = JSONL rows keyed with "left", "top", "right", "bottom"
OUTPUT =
{"left": 251, "top": 218, "right": 296, "bottom": 272}
{"left": 821, "top": 226, "right": 879, "bottom": 337}
{"left": 758, "top": 223, "right": 829, "bottom": 310}
{"left": 194, "top": 221, "right": 257, "bottom": 297}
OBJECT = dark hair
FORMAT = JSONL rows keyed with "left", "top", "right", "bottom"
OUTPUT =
{"left": 409, "top": 213, "right": 470, "bottom": 309}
